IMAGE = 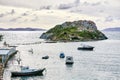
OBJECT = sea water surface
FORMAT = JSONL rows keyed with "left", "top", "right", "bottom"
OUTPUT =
{"left": 0, "top": 31, "right": 120, "bottom": 80}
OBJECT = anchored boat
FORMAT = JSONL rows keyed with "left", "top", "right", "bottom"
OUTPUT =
{"left": 77, "top": 44, "right": 94, "bottom": 50}
{"left": 59, "top": 52, "right": 65, "bottom": 58}
{"left": 42, "top": 55, "right": 49, "bottom": 59}
{"left": 11, "top": 66, "right": 46, "bottom": 77}
{"left": 65, "top": 56, "right": 74, "bottom": 64}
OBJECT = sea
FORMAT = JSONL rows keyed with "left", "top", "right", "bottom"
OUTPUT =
{"left": 0, "top": 31, "right": 120, "bottom": 80}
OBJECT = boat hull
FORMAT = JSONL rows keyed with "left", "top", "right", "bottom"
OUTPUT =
{"left": 77, "top": 47, "right": 94, "bottom": 50}
{"left": 11, "top": 68, "right": 45, "bottom": 77}
{"left": 42, "top": 56, "right": 49, "bottom": 59}
{"left": 66, "top": 62, "right": 74, "bottom": 64}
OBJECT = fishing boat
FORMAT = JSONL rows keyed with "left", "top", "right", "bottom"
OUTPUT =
{"left": 77, "top": 44, "right": 94, "bottom": 50}
{"left": 11, "top": 51, "right": 46, "bottom": 77}
{"left": 59, "top": 52, "right": 65, "bottom": 58}
{"left": 11, "top": 66, "right": 46, "bottom": 77}
{"left": 42, "top": 55, "right": 49, "bottom": 59}
{"left": 65, "top": 56, "right": 74, "bottom": 64}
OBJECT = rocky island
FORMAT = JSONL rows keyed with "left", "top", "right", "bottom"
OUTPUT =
{"left": 40, "top": 20, "right": 107, "bottom": 41}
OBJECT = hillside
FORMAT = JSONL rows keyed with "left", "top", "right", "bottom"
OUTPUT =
{"left": 40, "top": 20, "right": 107, "bottom": 42}
{"left": 0, "top": 28, "right": 46, "bottom": 31}
{"left": 103, "top": 27, "right": 120, "bottom": 31}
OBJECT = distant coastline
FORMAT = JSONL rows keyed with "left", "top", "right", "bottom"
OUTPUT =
{"left": 0, "top": 28, "right": 46, "bottom": 31}
{"left": 102, "top": 27, "right": 120, "bottom": 31}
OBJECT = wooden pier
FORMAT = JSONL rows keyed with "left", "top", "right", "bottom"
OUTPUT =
{"left": 0, "top": 47, "right": 17, "bottom": 80}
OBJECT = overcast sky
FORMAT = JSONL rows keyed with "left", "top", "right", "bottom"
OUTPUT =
{"left": 0, "top": 0, "right": 120, "bottom": 30}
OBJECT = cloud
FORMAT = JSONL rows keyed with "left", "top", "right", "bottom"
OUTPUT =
{"left": 91, "top": 2, "right": 101, "bottom": 6}
{"left": 82, "top": 1, "right": 90, "bottom": 6}
{"left": 69, "top": 0, "right": 120, "bottom": 22}
{"left": 0, "top": 0, "right": 38, "bottom": 9}
{"left": 0, "top": 0, "right": 120, "bottom": 29}
{"left": 116, "top": 17, "right": 120, "bottom": 20}
{"left": 40, "top": 5, "right": 51, "bottom": 10}
{"left": 74, "top": 0, "right": 80, "bottom": 6}
{"left": 69, "top": 1, "right": 103, "bottom": 15}
{"left": 31, "top": 16, "right": 38, "bottom": 22}
{"left": 0, "top": 13, "right": 4, "bottom": 17}
{"left": 58, "top": 4, "right": 73, "bottom": 9}
{"left": 47, "top": 11, "right": 54, "bottom": 14}
{"left": 105, "top": 16, "right": 120, "bottom": 22}
{"left": 10, "top": 18, "right": 17, "bottom": 22}
{"left": 9, "top": 16, "right": 21, "bottom": 22}
{"left": 21, "top": 13, "right": 28, "bottom": 16}
{"left": 58, "top": 0, "right": 80, "bottom": 9}
{"left": 9, "top": 9, "right": 15, "bottom": 14}
{"left": 0, "top": 0, "right": 77, "bottom": 9}
{"left": 22, "top": 19, "right": 28, "bottom": 23}
{"left": 0, "top": 9, "right": 15, "bottom": 18}
{"left": 82, "top": 1, "right": 101, "bottom": 6}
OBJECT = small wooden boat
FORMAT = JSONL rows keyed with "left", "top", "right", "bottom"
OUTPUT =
{"left": 65, "top": 56, "right": 74, "bottom": 64}
{"left": 59, "top": 52, "right": 65, "bottom": 58}
{"left": 77, "top": 44, "right": 94, "bottom": 50}
{"left": 42, "top": 55, "right": 49, "bottom": 59}
{"left": 11, "top": 66, "right": 46, "bottom": 77}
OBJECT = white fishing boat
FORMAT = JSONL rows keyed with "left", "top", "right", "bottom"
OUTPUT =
{"left": 77, "top": 44, "right": 94, "bottom": 50}
{"left": 11, "top": 66, "right": 46, "bottom": 77}
{"left": 65, "top": 56, "right": 74, "bottom": 64}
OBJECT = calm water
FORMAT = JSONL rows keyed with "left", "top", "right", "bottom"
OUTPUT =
{"left": 0, "top": 31, "right": 120, "bottom": 80}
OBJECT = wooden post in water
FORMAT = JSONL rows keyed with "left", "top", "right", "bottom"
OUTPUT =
{"left": 0, "top": 63, "right": 3, "bottom": 80}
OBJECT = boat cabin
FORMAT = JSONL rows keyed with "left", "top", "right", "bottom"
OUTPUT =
{"left": 65, "top": 56, "right": 74, "bottom": 64}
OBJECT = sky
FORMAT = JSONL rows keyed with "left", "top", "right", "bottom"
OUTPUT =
{"left": 0, "top": 0, "right": 120, "bottom": 30}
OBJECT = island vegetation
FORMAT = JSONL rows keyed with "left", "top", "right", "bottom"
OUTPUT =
{"left": 40, "top": 20, "right": 107, "bottom": 42}
{"left": 0, "top": 35, "right": 3, "bottom": 41}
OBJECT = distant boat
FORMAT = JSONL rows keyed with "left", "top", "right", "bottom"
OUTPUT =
{"left": 42, "top": 55, "right": 49, "bottom": 59}
{"left": 59, "top": 52, "right": 65, "bottom": 58}
{"left": 11, "top": 66, "right": 46, "bottom": 77}
{"left": 65, "top": 56, "right": 74, "bottom": 64}
{"left": 77, "top": 44, "right": 94, "bottom": 50}
{"left": 28, "top": 48, "right": 33, "bottom": 53}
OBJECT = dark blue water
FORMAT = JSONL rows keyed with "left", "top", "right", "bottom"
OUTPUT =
{"left": 0, "top": 31, "right": 120, "bottom": 80}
